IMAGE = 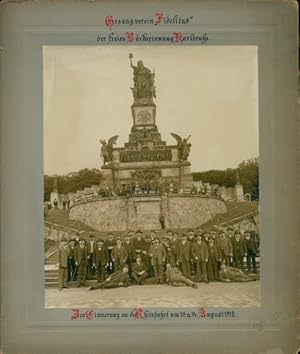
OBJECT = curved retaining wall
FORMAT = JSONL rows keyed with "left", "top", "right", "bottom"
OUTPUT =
{"left": 69, "top": 195, "right": 226, "bottom": 232}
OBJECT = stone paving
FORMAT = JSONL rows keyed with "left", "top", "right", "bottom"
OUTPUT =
{"left": 45, "top": 281, "right": 260, "bottom": 308}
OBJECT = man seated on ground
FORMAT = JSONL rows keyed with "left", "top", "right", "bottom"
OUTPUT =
{"left": 132, "top": 256, "right": 149, "bottom": 285}
{"left": 219, "top": 263, "right": 260, "bottom": 283}
{"left": 89, "top": 265, "right": 130, "bottom": 290}
{"left": 165, "top": 264, "right": 198, "bottom": 289}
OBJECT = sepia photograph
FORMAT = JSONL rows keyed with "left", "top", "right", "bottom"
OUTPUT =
{"left": 43, "top": 45, "right": 260, "bottom": 308}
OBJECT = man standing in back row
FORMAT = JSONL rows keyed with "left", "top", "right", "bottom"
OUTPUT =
{"left": 93, "top": 239, "right": 108, "bottom": 282}
{"left": 149, "top": 238, "right": 166, "bottom": 284}
{"left": 75, "top": 239, "right": 88, "bottom": 287}
{"left": 177, "top": 234, "right": 192, "bottom": 278}
{"left": 57, "top": 239, "right": 70, "bottom": 291}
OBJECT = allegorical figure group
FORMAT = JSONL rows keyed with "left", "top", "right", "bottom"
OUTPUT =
{"left": 56, "top": 227, "right": 260, "bottom": 291}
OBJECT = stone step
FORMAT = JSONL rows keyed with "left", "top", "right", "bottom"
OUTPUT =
{"left": 44, "top": 277, "right": 58, "bottom": 282}
{"left": 45, "top": 279, "right": 58, "bottom": 283}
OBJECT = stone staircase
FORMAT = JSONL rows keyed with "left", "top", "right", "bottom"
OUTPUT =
{"left": 45, "top": 265, "right": 59, "bottom": 288}
{"left": 44, "top": 265, "right": 98, "bottom": 288}
{"left": 201, "top": 201, "right": 259, "bottom": 230}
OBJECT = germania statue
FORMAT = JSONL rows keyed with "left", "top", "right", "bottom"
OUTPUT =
{"left": 129, "top": 53, "right": 156, "bottom": 103}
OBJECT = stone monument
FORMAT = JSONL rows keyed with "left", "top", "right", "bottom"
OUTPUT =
{"left": 69, "top": 55, "right": 226, "bottom": 231}
{"left": 234, "top": 170, "right": 245, "bottom": 202}
{"left": 99, "top": 53, "right": 193, "bottom": 190}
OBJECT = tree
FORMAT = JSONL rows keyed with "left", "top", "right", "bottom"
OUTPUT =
{"left": 192, "top": 157, "right": 259, "bottom": 200}
{"left": 238, "top": 158, "right": 259, "bottom": 200}
{"left": 44, "top": 168, "right": 102, "bottom": 201}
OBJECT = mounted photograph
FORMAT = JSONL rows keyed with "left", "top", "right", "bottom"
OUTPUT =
{"left": 43, "top": 45, "right": 260, "bottom": 308}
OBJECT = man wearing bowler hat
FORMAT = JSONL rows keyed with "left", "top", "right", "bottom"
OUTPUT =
{"left": 176, "top": 233, "right": 192, "bottom": 278}
{"left": 93, "top": 239, "right": 109, "bottom": 282}
{"left": 75, "top": 239, "right": 88, "bottom": 287}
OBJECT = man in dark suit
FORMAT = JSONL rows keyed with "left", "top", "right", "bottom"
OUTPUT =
{"left": 93, "top": 239, "right": 109, "bottom": 282}
{"left": 162, "top": 237, "right": 177, "bottom": 268}
{"left": 244, "top": 231, "right": 258, "bottom": 273}
{"left": 67, "top": 239, "right": 76, "bottom": 281}
{"left": 142, "top": 234, "right": 153, "bottom": 276}
{"left": 73, "top": 232, "right": 81, "bottom": 246}
{"left": 176, "top": 234, "right": 192, "bottom": 279}
{"left": 207, "top": 238, "right": 222, "bottom": 281}
{"left": 104, "top": 233, "right": 116, "bottom": 274}
{"left": 132, "top": 256, "right": 149, "bottom": 285}
{"left": 132, "top": 230, "right": 145, "bottom": 261}
{"left": 75, "top": 239, "right": 88, "bottom": 287}
{"left": 191, "top": 235, "right": 209, "bottom": 283}
{"left": 89, "top": 266, "right": 130, "bottom": 290}
{"left": 57, "top": 239, "right": 70, "bottom": 290}
{"left": 216, "top": 231, "right": 233, "bottom": 266}
{"left": 123, "top": 233, "right": 135, "bottom": 276}
{"left": 86, "top": 234, "right": 97, "bottom": 279}
{"left": 202, "top": 231, "right": 210, "bottom": 244}
{"left": 111, "top": 238, "right": 128, "bottom": 271}
{"left": 226, "top": 227, "right": 235, "bottom": 266}
{"left": 149, "top": 238, "right": 166, "bottom": 284}
{"left": 187, "top": 229, "right": 196, "bottom": 276}
{"left": 232, "top": 231, "right": 246, "bottom": 271}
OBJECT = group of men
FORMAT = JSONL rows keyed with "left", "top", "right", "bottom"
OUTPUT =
{"left": 56, "top": 227, "right": 259, "bottom": 291}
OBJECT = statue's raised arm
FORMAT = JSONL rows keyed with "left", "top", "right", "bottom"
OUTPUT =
{"left": 129, "top": 53, "right": 136, "bottom": 69}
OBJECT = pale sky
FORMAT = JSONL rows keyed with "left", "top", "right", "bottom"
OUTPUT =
{"left": 43, "top": 45, "right": 258, "bottom": 175}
